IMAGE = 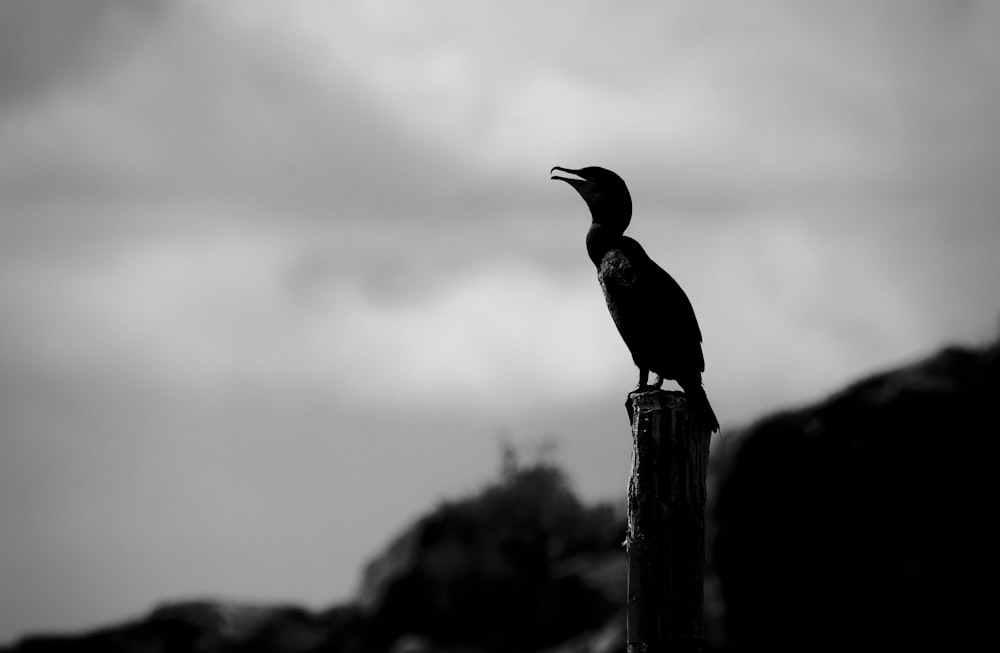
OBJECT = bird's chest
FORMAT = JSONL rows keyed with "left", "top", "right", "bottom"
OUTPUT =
{"left": 597, "top": 249, "right": 640, "bottom": 311}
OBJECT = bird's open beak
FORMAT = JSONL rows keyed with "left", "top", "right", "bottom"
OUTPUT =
{"left": 550, "top": 166, "right": 587, "bottom": 184}
{"left": 549, "top": 166, "right": 590, "bottom": 194}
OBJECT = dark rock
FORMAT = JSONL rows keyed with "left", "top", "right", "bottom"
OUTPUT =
{"left": 3, "top": 463, "right": 623, "bottom": 653}
{"left": 358, "top": 463, "right": 625, "bottom": 652}
{"left": 4, "top": 601, "right": 372, "bottom": 653}
{"left": 710, "top": 340, "right": 998, "bottom": 651}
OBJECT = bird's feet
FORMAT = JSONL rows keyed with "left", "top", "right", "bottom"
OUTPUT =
{"left": 632, "top": 375, "right": 665, "bottom": 393}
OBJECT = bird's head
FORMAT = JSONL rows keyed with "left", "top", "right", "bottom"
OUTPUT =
{"left": 550, "top": 165, "right": 632, "bottom": 231}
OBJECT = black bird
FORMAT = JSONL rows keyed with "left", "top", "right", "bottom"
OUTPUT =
{"left": 551, "top": 165, "right": 719, "bottom": 432}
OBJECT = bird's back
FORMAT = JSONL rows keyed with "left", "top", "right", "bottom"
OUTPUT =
{"left": 597, "top": 237, "right": 705, "bottom": 383}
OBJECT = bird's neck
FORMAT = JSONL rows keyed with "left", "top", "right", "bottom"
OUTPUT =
{"left": 586, "top": 223, "right": 624, "bottom": 267}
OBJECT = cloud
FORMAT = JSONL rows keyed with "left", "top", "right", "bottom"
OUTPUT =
{"left": 6, "top": 0, "right": 999, "bottom": 221}
{"left": 0, "top": 0, "right": 163, "bottom": 105}
{"left": 3, "top": 0, "right": 998, "bottom": 451}
{"left": 0, "top": 217, "right": 623, "bottom": 418}
{"left": 0, "top": 1, "right": 470, "bottom": 217}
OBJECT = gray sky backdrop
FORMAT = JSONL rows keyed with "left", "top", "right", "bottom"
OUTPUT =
{"left": 2, "top": 0, "right": 999, "bottom": 643}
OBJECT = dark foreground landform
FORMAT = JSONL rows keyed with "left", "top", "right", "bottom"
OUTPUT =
{"left": 6, "top": 336, "right": 996, "bottom": 653}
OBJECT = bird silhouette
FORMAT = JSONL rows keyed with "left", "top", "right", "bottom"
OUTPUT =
{"left": 551, "top": 165, "right": 719, "bottom": 432}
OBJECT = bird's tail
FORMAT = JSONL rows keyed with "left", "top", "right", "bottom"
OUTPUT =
{"left": 683, "top": 383, "right": 720, "bottom": 433}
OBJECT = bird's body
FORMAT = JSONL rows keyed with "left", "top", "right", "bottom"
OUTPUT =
{"left": 552, "top": 166, "right": 719, "bottom": 432}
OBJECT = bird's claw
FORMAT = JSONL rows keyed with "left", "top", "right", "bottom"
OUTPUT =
{"left": 631, "top": 379, "right": 664, "bottom": 393}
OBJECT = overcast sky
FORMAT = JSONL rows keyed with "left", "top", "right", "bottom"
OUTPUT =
{"left": 2, "top": 0, "right": 999, "bottom": 643}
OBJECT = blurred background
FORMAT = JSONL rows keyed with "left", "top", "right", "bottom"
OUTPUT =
{"left": 2, "top": 0, "right": 999, "bottom": 644}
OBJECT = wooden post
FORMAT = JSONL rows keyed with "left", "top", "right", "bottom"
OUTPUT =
{"left": 625, "top": 390, "right": 711, "bottom": 653}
